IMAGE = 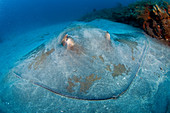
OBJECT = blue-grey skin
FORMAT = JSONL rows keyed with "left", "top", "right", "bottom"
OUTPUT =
{"left": 1, "top": 19, "right": 169, "bottom": 113}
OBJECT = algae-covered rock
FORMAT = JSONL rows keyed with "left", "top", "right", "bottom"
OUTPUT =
{"left": 79, "top": 0, "right": 170, "bottom": 45}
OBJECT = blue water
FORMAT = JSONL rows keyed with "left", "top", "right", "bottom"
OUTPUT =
{"left": 0, "top": 0, "right": 170, "bottom": 113}
{"left": 0, "top": 0, "right": 137, "bottom": 41}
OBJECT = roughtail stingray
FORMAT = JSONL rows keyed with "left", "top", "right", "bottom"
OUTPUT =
{"left": 12, "top": 23, "right": 148, "bottom": 100}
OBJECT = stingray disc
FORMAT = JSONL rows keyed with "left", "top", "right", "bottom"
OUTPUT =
{"left": 12, "top": 24, "right": 148, "bottom": 100}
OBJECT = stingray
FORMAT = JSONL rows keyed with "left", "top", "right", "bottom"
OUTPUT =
{"left": 11, "top": 23, "right": 148, "bottom": 100}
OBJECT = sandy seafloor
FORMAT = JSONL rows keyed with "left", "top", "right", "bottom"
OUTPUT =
{"left": 0, "top": 19, "right": 170, "bottom": 113}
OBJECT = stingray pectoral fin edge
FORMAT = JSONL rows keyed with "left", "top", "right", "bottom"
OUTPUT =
{"left": 13, "top": 72, "right": 121, "bottom": 101}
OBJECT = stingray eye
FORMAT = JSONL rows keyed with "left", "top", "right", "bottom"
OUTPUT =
{"left": 66, "top": 38, "right": 68, "bottom": 41}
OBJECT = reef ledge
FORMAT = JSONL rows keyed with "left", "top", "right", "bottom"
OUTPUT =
{"left": 79, "top": 0, "right": 170, "bottom": 45}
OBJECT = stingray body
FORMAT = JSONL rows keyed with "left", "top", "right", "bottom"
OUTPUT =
{"left": 11, "top": 22, "right": 149, "bottom": 100}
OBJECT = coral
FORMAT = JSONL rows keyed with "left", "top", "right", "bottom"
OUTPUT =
{"left": 118, "top": 0, "right": 170, "bottom": 44}
{"left": 137, "top": 2, "right": 170, "bottom": 43}
{"left": 79, "top": 0, "right": 170, "bottom": 45}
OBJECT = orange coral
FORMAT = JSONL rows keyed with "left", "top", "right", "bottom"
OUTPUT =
{"left": 137, "top": 6, "right": 151, "bottom": 21}
{"left": 79, "top": 0, "right": 170, "bottom": 44}
{"left": 138, "top": 3, "right": 170, "bottom": 44}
